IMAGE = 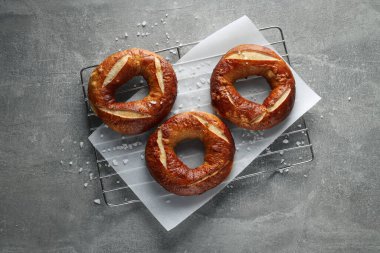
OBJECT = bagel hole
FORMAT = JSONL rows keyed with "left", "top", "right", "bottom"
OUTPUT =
{"left": 115, "top": 76, "right": 149, "bottom": 102}
{"left": 174, "top": 139, "right": 205, "bottom": 169}
{"left": 234, "top": 75, "right": 271, "bottom": 104}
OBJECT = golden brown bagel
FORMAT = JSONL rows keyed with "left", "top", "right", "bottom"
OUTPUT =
{"left": 145, "top": 112, "right": 235, "bottom": 196}
{"left": 88, "top": 48, "right": 177, "bottom": 135}
{"left": 211, "top": 44, "right": 296, "bottom": 130}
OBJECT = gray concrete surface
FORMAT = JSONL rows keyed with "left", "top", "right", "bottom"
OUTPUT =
{"left": 0, "top": 0, "right": 379, "bottom": 252}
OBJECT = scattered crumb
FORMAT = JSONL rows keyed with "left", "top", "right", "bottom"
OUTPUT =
{"left": 79, "top": 142, "right": 84, "bottom": 149}
{"left": 297, "top": 124, "right": 302, "bottom": 128}
{"left": 137, "top": 32, "right": 140, "bottom": 36}
{"left": 320, "top": 115, "right": 324, "bottom": 119}
{"left": 279, "top": 150, "right": 284, "bottom": 155}
{"left": 150, "top": 101, "right": 157, "bottom": 105}
{"left": 84, "top": 182, "right": 88, "bottom": 187}
{"left": 69, "top": 161, "right": 73, "bottom": 166}
{"left": 280, "top": 159, "right": 285, "bottom": 164}
{"left": 78, "top": 167, "right": 83, "bottom": 173}
{"left": 112, "top": 159, "right": 118, "bottom": 166}
{"left": 141, "top": 154, "right": 144, "bottom": 160}
{"left": 141, "top": 21, "right": 147, "bottom": 27}
{"left": 165, "top": 13, "right": 168, "bottom": 17}
{"left": 93, "top": 199, "right": 101, "bottom": 205}
{"left": 348, "top": 97, "right": 351, "bottom": 101}
{"left": 124, "top": 32, "right": 128, "bottom": 38}
{"left": 115, "top": 37, "right": 118, "bottom": 41}
{"left": 283, "top": 139, "right": 289, "bottom": 144}
{"left": 304, "top": 174, "right": 308, "bottom": 178}
{"left": 116, "top": 180, "right": 120, "bottom": 184}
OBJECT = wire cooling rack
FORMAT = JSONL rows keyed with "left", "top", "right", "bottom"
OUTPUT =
{"left": 79, "top": 26, "right": 315, "bottom": 206}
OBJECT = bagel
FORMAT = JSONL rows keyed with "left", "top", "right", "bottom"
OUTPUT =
{"left": 145, "top": 112, "right": 235, "bottom": 196}
{"left": 211, "top": 44, "right": 296, "bottom": 130}
{"left": 88, "top": 48, "right": 177, "bottom": 135}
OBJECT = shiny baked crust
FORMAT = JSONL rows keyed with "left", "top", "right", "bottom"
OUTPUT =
{"left": 88, "top": 48, "right": 177, "bottom": 134}
{"left": 145, "top": 112, "right": 235, "bottom": 196}
{"left": 211, "top": 44, "right": 296, "bottom": 130}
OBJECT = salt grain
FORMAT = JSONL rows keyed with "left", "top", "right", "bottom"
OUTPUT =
{"left": 283, "top": 139, "right": 289, "bottom": 144}
{"left": 78, "top": 167, "right": 83, "bottom": 173}
{"left": 112, "top": 159, "right": 118, "bottom": 166}
{"left": 84, "top": 182, "right": 88, "bottom": 188}
{"left": 69, "top": 161, "right": 73, "bottom": 166}
{"left": 124, "top": 32, "right": 128, "bottom": 38}
{"left": 79, "top": 142, "right": 84, "bottom": 149}
{"left": 141, "top": 154, "right": 144, "bottom": 160}
{"left": 142, "top": 21, "right": 147, "bottom": 27}
{"left": 93, "top": 199, "right": 101, "bottom": 205}
{"left": 123, "top": 159, "right": 129, "bottom": 165}
{"left": 348, "top": 97, "right": 351, "bottom": 101}
{"left": 115, "top": 37, "right": 118, "bottom": 41}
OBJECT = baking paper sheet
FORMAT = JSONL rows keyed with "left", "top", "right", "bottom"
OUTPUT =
{"left": 88, "top": 16, "right": 321, "bottom": 230}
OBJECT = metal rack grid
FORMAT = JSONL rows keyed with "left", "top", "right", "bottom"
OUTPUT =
{"left": 79, "top": 26, "right": 315, "bottom": 206}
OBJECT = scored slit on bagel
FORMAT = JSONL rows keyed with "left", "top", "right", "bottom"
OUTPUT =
{"left": 145, "top": 112, "right": 235, "bottom": 196}
{"left": 211, "top": 44, "right": 296, "bottom": 130}
{"left": 88, "top": 48, "right": 177, "bottom": 135}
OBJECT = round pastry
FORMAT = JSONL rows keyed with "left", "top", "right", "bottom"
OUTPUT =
{"left": 210, "top": 44, "right": 296, "bottom": 130}
{"left": 145, "top": 112, "right": 235, "bottom": 196}
{"left": 88, "top": 48, "right": 177, "bottom": 135}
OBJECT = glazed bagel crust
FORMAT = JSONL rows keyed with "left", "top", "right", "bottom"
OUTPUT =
{"left": 145, "top": 112, "right": 235, "bottom": 196}
{"left": 88, "top": 48, "right": 177, "bottom": 134}
{"left": 211, "top": 44, "right": 296, "bottom": 130}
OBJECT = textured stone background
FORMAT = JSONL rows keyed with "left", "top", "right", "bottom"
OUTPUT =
{"left": 0, "top": 0, "right": 379, "bottom": 252}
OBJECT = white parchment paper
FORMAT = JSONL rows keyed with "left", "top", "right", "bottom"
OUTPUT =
{"left": 88, "top": 16, "right": 321, "bottom": 230}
